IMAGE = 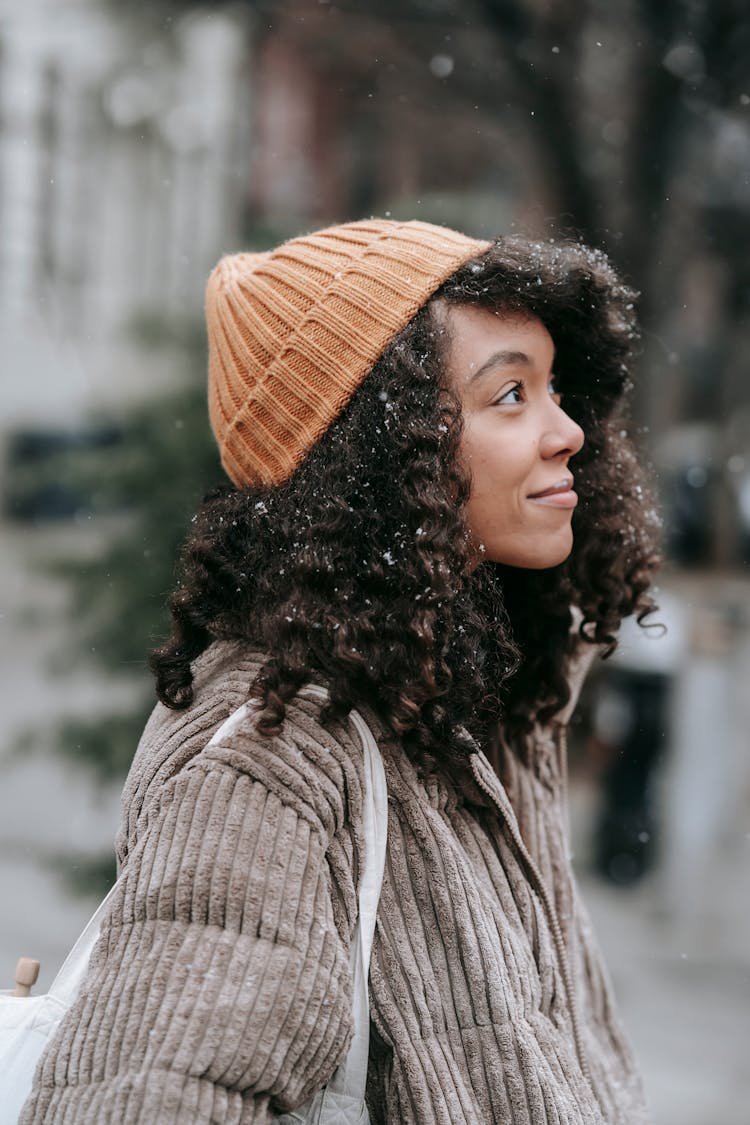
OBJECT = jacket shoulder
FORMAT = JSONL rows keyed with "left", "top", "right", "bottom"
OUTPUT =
{"left": 117, "top": 641, "right": 366, "bottom": 866}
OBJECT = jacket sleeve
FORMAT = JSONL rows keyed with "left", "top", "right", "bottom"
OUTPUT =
{"left": 21, "top": 732, "right": 357, "bottom": 1124}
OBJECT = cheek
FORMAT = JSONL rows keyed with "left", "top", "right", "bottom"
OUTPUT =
{"left": 464, "top": 431, "right": 529, "bottom": 504}
{"left": 464, "top": 455, "right": 528, "bottom": 546}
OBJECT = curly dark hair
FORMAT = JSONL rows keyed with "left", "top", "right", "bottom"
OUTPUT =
{"left": 150, "top": 236, "right": 661, "bottom": 766}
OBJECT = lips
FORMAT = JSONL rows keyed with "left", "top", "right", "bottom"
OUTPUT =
{"left": 527, "top": 477, "right": 578, "bottom": 509}
{"left": 528, "top": 477, "right": 574, "bottom": 499}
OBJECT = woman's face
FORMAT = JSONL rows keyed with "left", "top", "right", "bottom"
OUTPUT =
{"left": 442, "top": 303, "right": 585, "bottom": 570}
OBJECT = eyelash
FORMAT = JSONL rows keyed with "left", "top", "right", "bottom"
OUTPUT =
{"left": 494, "top": 377, "right": 560, "bottom": 406}
{"left": 495, "top": 380, "right": 525, "bottom": 406}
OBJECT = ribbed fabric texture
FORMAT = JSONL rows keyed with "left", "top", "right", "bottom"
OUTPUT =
{"left": 206, "top": 219, "right": 490, "bottom": 486}
{"left": 21, "top": 642, "right": 651, "bottom": 1124}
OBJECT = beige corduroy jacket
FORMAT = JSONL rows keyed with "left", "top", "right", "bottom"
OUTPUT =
{"left": 22, "top": 642, "right": 651, "bottom": 1124}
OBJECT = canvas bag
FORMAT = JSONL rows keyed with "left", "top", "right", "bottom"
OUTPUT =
{"left": 0, "top": 686, "right": 388, "bottom": 1125}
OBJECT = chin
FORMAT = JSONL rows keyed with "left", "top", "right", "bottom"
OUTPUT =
{"left": 522, "top": 554, "right": 571, "bottom": 570}
{"left": 485, "top": 533, "right": 574, "bottom": 570}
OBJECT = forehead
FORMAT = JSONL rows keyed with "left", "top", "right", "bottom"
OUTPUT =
{"left": 438, "top": 303, "right": 554, "bottom": 384}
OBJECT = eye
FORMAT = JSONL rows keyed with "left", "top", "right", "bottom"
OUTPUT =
{"left": 495, "top": 381, "right": 525, "bottom": 406}
{"left": 549, "top": 375, "right": 562, "bottom": 403}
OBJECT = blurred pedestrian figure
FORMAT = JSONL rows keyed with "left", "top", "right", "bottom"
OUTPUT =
{"left": 21, "top": 220, "right": 660, "bottom": 1124}
{"left": 592, "top": 590, "right": 687, "bottom": 885}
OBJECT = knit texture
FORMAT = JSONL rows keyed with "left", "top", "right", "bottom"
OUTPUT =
{"left": 21, "top": 643, "right": 651, "bottom": 1124}
{"left": 206, "top": 219, "right": 490, "bottom": 486}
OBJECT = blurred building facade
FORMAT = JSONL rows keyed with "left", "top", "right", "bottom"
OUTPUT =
{"left": 1, "top": 0, "right": 249, "bottom": 431}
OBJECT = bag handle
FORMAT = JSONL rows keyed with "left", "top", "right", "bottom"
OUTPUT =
{"left": 303, "top": 690, "right": 388, "bottom": 1107}
{"left": 47, "top": 878, "right": 123, "bottom": 1008}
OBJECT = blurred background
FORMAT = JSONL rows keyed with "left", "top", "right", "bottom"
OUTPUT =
{"left": 1, "top": 1, "right": 748, "bottom": 1121}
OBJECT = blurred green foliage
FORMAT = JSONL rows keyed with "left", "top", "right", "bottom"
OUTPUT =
{"left": 19, "top": 317, "right": 222, "bottom": 796}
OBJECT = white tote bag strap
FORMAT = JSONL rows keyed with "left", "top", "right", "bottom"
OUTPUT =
{"left": 275, "top": 687, "right": 388, "bottom": 1123}
{"left": 306, "top": 691, "right": 388, "bottom": 1108}
{"left": 211, "top": 685, "right": 388, "bottom": 1121}
{"left": 47, "top": 876, "right": 123, "bottom": 1009}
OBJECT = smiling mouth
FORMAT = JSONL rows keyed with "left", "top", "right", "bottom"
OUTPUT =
{"left": 528, "top": 477, "right": 574, "bottom": 499}
{"left": 528, "top": 478, "right": 577, "bottom": 509}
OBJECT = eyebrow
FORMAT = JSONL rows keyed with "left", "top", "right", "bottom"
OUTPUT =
{"left": 467, "top": 349, "right": 533, "bottom": 383}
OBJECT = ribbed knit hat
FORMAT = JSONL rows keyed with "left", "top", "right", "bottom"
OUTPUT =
{"left": 206, "top": 218, "right": 490, "bottom": 487}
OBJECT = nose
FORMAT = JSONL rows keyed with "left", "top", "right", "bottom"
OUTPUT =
{"left": 539, "top": 400, "right": 584, "bottom": 460}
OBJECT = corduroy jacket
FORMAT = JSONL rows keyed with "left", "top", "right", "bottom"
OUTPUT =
{"left": 22, "top": 642, "right": 651, "bottom": 1124}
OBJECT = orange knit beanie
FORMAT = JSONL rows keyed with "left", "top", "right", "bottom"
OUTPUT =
{"left": 206, "top": 218, "right": 490, "bottom": 487}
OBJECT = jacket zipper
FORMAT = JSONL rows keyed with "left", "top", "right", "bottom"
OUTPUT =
{"left": 469, "top": 744, "right": 593, "bottom": 1086}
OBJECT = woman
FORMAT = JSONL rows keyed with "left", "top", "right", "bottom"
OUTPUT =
{"left": 23, "top": 219, "right": 659, "bottom": 1123}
